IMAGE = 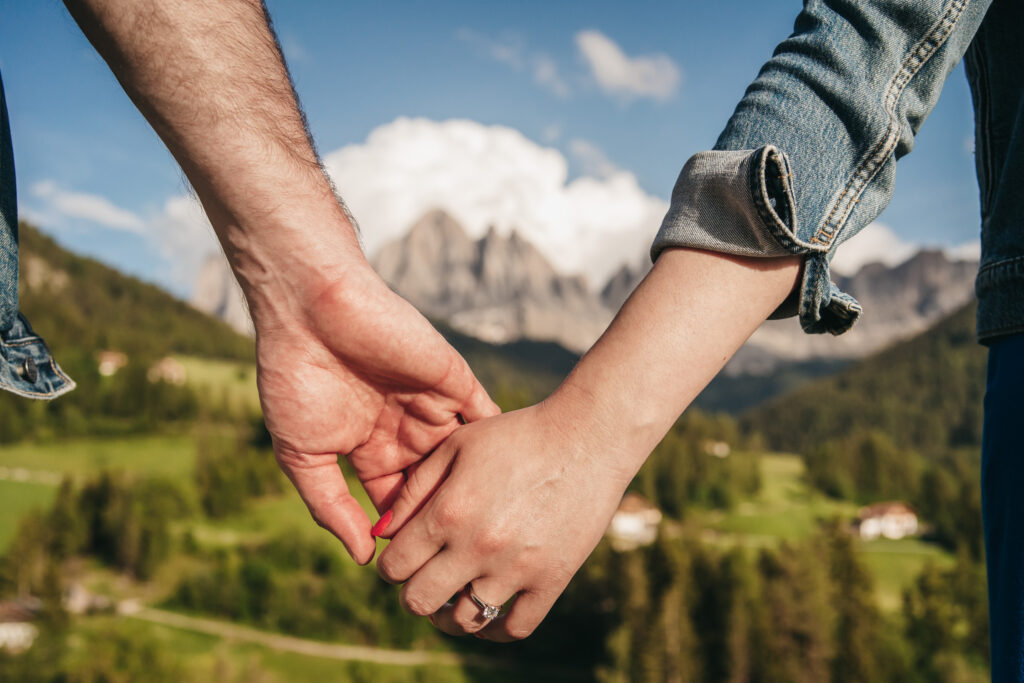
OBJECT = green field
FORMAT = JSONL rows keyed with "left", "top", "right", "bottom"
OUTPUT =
{"left": 0, "top": 434, "right": 197, "bottom": 482}
{"left": 0, "top": 437, "right": 952, "bottom": 613}
{"left": 67, "top": 615, "right": 533, "bottom": 683}
{"left": 1, "top": 433, "right": 955, "bottom": 682}
{"left": 858, "top": 537, "right": 955, "bottom": 611}
{"left": 0, "top": 480, "right": 57, "bottom": 550}
{"left": 177, "top": 355, "right": 260, "bottom": 414}
{"left": 691, "top": 453, "right": 954, "bottom": 611}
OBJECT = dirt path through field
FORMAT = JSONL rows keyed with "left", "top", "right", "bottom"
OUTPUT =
{"left": 128, "top": 607, "right": 511, "bottom": 671}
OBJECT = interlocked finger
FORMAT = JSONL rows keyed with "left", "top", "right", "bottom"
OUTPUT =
{"left": 429, "top": 578, "right": 519, "bottom": 636}
{"left": 475, "top": 589, "right": 560, "bottom": 642}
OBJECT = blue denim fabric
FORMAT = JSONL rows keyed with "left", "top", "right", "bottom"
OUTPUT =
{"left": 964, "top": 0, "right": 1024, "bottom": 341}
{"left": 983, "top": 333, "right": 1024, "bottom": 681}
{"left": 0, "top": 70, "right": 74, "bottom": 400}
{"left": 652, "top": 0, "right": 1002, "bottom": 337}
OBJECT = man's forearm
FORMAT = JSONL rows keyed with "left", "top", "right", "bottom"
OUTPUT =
{"left": 64, "top": 0, "right": 363, "bottom": 322}
{"left": 545, "top": 248, "right": 802, "bottom": 476}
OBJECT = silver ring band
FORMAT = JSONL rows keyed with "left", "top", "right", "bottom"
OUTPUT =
{"left": 468, "top": 587, "right": 501, "bottom": 620}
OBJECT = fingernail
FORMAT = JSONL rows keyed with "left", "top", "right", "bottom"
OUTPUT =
{"left": 474, "top": 632, "right": 488, "bottom": 640}
{"left": 371, "top": 509, "right": 393, "bottom": 537}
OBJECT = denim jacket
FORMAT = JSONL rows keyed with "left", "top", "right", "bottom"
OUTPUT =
{"left": 0, "top": 72, "right": 74, "bottom": 399}
{"left": 653, "top": 0, "right": 1021, "bottom": 343}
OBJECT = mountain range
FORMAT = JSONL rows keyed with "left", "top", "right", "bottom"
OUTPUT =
{"left": 370, "top": 210, "right": 979, "bottom": 369}
{"left": 191, "top": 209, "right": 979, "bottom": 402}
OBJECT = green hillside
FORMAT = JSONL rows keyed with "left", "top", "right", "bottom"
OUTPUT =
{"left": 0, "top": 234, "right": 990, "bottom": 681}
{"left": 742, "top": 303, "right": 986, "bottom": 456}
{"left": 16, "top": 222, "right": 253, "bottom": 362}
{"left": 1, "top": 224, "right": 576, "bottom": 442}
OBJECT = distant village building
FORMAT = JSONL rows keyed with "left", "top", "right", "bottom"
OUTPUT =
{"left": 855, "top": 502, "right": 919, "bottom": 540}
{"left": 0, "top": 600, "right": 39, "bottom": 654}
{"left": 147, "top": 356, "right": 187, "bottom": 385}
{"left": 97, "top": 350, "right": 128, "bottom": 377}
{"left": 607, "top": 493, "right": 663, "bottom": 551}
{"left": 64, "top": 584, "right": 112, "bottom": 616}
{"left": 702, "top": 440, "right": 731, "bottom": 458}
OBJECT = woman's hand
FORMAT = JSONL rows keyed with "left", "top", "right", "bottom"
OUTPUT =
{"left": 373, "top": 248, "right": 804, "bottom": 638}
{"left": 374, "top": 398, "right": 639, "bottom": 641}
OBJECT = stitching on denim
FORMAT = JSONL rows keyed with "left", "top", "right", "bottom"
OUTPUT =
{"left": 749, "top": 146, "right": 812, "bottom": 253}
{"left": 812, "top": 0, "right": 970, "bottom": 247}
{"left": 0, "top": 355, "right": 75, "bottom": 398}
{"left": 0, "top": 334, "right": 75, "bottom": 397}
{"left": 3, "top": 338, "right": 42, "bottom": 347}
{"left": 977, "top": 255, "right": 1024, "bottom": 283}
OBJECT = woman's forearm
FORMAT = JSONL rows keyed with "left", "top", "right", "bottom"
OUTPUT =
{"left": 545, "top": 248, "right": 802, "bottom": 476}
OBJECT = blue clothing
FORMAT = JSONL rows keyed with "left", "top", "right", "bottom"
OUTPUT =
{"left": 983, "top": 333, "right": 1024, "bottom": 680}
{"left": 652, "top": 1, "right": 1023, "bottom": 679}
{"left": 0, "top": 71, "right": 74, "bottom": 399}
{"left": 652, "top": 0, "right": 1023, "bottom": 344}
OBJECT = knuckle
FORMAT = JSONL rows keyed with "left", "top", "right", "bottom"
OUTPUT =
{"left": 505, "top": 623, "right": 536, "bottom": 641}
{"left": 453, "top": 612, "right": 483, "bottom": 633}
{"left": 376, "top": 554, "right": 403, "bottom": 584}
{"left": 401, "top": 591, "right": 435, "bottom": 617}
{"left": 432, "top": 497, "right": 464, "bottom": 528}
{"left": 472, "top": 526, "right": 507, "bottom": 555}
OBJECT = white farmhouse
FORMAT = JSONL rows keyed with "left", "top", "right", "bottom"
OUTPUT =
{"left": 855, "top": 502, "right": 919, "bottom": 541}
{"left": 607, "top": 493, "right": 663, "bottom": 551}
{"left": 0, "top": 601, "right": 39, "bottom": 654}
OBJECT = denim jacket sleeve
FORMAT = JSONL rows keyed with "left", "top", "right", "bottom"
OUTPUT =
{"left": 652, "top": 0, "right": 991, "bottom": 335}
{"left": 0, "top": 71, "right": 75, "bottom": 399}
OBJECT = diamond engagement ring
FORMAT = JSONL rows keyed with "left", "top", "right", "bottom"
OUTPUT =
{"left": 468, "top": 588, "right": 501, "bottom": 620}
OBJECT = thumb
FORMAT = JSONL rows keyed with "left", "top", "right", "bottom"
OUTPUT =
{"left": 276, "top": 447, "right": 376, "bottom": 565}
{"left": 374, "top": 439, "right": 459, "bottom": 540}
{"left": 458, "top": 379, "right": 501, "bottom": 423}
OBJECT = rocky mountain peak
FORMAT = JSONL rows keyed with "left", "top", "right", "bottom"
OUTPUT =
{"left": 190, "top": 254, "right": 253, "bottom": 336}
{"left": 371, "top": 211, "right": 610, "bottom": 351}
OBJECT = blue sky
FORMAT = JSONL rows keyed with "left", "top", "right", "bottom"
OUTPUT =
{"left": 0, "top": 1, "right": 980, "bottom": 296}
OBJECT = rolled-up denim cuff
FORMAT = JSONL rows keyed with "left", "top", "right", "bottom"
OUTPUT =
{"left": 976, "top": 256, "right": 1024, "bottom": 343}
{"left": 0, "top": 313, "right": 75, "bottom": 400}
{"left": 651, "top": 146, "right": 863, "bottom": 335}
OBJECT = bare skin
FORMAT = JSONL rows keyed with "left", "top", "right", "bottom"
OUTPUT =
{"left": 63, "top": 0, "right": 498, "bottom": 564}
{"left": 377, "top": 248, "right": 802, "bottom": 639}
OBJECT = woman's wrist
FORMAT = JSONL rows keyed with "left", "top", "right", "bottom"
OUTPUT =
{"left": 538, "top": 378, "right": 658, "bottom": 486}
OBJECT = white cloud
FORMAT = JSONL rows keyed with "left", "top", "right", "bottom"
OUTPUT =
{"left": 832, "top": 223, "right": 981, "bottom": 276}
{"left": 831, "top": 223, "right": 919, "bottom": 275}
{"left": 323, "top": 117, "right": 668, "bottom": 286}
{"left": 963, "top": 134, "right": 975, "bottom": 156}
{"left": 29, "top": 180, "right": 219, "bottom": 292}
{"left": 568, "top": 138, "right": 619, "bottom": 179}
{"left": 280, "top": 32, "right": 312, "bottom": 65}
{"left": 575, "top": 30, "right": 680, "bottom": 102}
{"left": 542, "top": 123, "right": 563, "bottom": 143}
{"left": 31, "top": 180, "right": 145, "bottom": 233}
{"left": 147, "top": 194, "right": 221, "bottom": 290}
{"left": 532, "top": 54, "right": 570, "bottom": 98}
{"left": 458, "top": 29, "right": 571, "bottom": 98}
{"left": 945, "top": 239, "right": 981, "bottom": 263}
{"left": 457, "top": 28, "right": 524, "bottom": 68}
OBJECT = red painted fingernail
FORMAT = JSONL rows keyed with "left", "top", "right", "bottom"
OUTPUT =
{"left": 371, "top": 509, "right": 393, "bottom": 537}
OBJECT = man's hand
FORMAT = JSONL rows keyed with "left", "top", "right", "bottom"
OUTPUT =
{"left": 256, "top": 262, "right": 497, "bottom": 565}
{"left": 62, "top": 0, "right": 498, "bottom": 564}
